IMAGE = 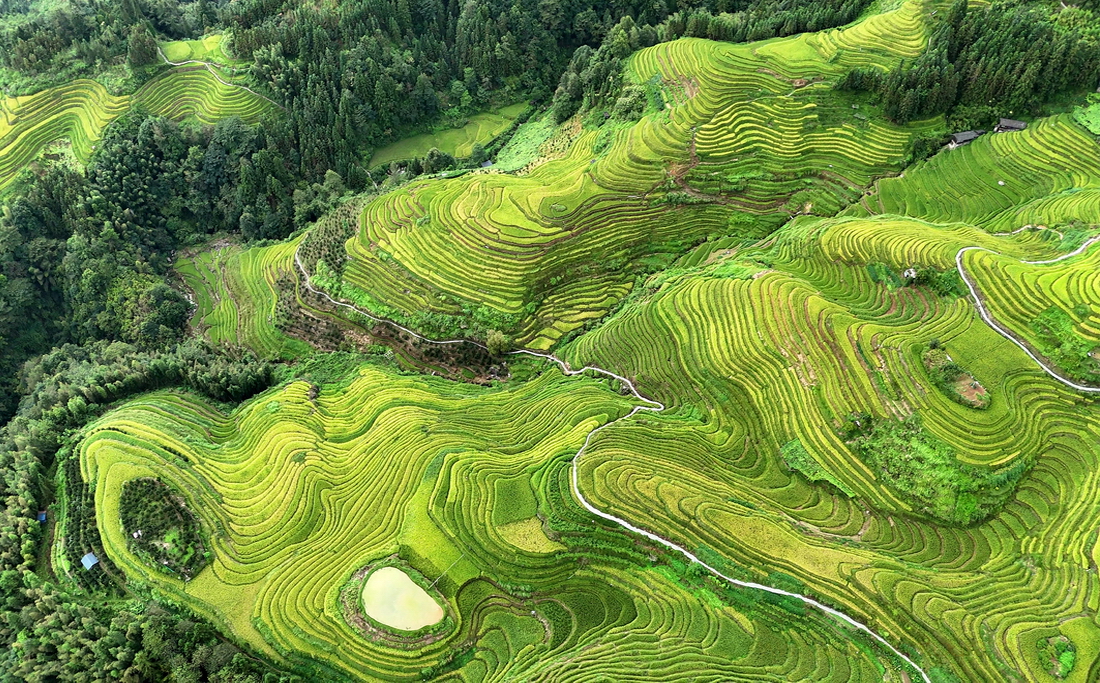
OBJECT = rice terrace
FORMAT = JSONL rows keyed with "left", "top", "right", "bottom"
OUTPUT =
{"left": 4, "top": 0, "right": 1100, "bottom": 681}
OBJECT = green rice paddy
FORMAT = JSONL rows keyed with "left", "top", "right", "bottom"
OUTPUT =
{"left": 97, "top": 0, "right": 1100, "bottom": 679}
{"left": 325, "top": 0, "right": 942, "bottom": 350}
{"left": 80, "top": 365, "right": 917, "bottom": 679}
{"left": 177, "top": 238, "right": 312, "bottom": 360}
{"left": 160, "top": 34, "right": 245, "bottom": 66}
{"left": 563, "top": 211, "right": 1100, "bottom": 680}
{"left": 0, "top": 65, "right": 268, "bottom": 191}
{"left": 369, "top": 102, "right": 528, "bottom": 167}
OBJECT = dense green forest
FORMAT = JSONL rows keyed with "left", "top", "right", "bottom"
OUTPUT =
{"left": 2, "top": 0, "right": 1100, "bottom": 679}
{"left": 839, "top": 0, "right": 1100, "bottom": 127}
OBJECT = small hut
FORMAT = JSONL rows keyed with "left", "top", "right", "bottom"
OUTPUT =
{"left": 80, "top": 552, "right": 99, "bottom": 570}
{"left": 994, "top": 118, "right": 1027, "bottom": 133}
{"left": 949, "top": 130, "right": 985, "bottom": 148}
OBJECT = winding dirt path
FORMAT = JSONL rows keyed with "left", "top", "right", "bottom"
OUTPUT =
{"left": 955, "top": 234, "right": 1100, "bottom": 394}
{"left": 156, "top": 47, "right": 286, "bottom": 111}
{"left": 293, "top": 248, "right": 932, "bottom": 682}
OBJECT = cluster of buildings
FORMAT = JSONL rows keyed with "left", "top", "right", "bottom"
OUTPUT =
{"left": 948, "top": 118, "right": 1027, "bottom": 148}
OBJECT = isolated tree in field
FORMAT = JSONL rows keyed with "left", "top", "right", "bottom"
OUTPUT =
{"left": 486, "top": 330, "right": 512, "bottom": 356}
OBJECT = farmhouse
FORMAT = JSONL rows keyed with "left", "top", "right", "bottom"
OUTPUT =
{"left": 949, "top": 130, "right": 985, "bottom": 148}
{"left": 994, "top": 118, "right": 1027, "bottom": 133}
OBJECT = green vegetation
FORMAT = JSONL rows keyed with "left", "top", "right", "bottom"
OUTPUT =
{"left": 1038, "top": 635, "right": 1077, "bottom": 680}
{"left": 838, "top": 0, "right": 1100, "bottom": 125}
{"left": 317, "top": 1, "right": 940, "bottom": 350}
{"left": 369, "top": 103, "right": 526, "bottom": 167}
{"left": 6, "top": 0, "right": 1100, "bottom": 680}
{"left": 1029, "top": 306, "right": 1100, "bottom": 383}
{"left": 160, "top": 34, "right": 243, "bottom": 65}
{"left": 923, "top": 341, "right": 989, "bottom": 409}
{"left": 564, "top": 207, "right": 1100, "bottom": 679}
{"left": 78, "top": 362, "right": 916, "bottom": 679}
{"left": 780, "top": 439, "right": 855, "bottom": 496}
{"left": 964, "top": 244, "right": 1100, "bottom": 384}
{"left": 847, "top": 415, "right": 1017, "bottom": 525}
{"left": 119, "top": 477, "right": 208, "bottom": 580}
{"left": 177, "top": 239, "right": 313, "bottom": 360}
{"left": 493, "top": 112, "right": 558, "bottom": 171}
{"left": 0, "top": 66, "right": 268, "bottom": 191}
{"left": 1073, "top": 95, "right": 1100, "bottom": 135}
{"left": 854, "top": 115, "right": 1100, "bottom": 231}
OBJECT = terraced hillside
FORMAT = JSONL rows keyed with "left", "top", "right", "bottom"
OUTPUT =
{"left": 852, "top": 115, "right": 1100, "bottom": 231}
{"left": 0, "top": 66, "right": 268, "bottom": 190}
{"left": 79, "top": 365, "right": 916, "bottom": 680}
{"left": 317, "top": 0, "right": 943, "bottom": 350}
{"left": 369, "top": 103, "right": 528, "bottom": 167}
{"left": 177, "top": 238, "right": 312, "bottom": 360}
{"left": 121, "top": 1, "right": 1100, "bottom": 680}
{"left": 962, "top": 238, "right": 1100, "bottom": 384}
{"left": 563, "top": 214, "right": 1100, "bottom": 681}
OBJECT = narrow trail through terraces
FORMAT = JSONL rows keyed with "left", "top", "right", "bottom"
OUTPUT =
{"left": 156, "top": 47, "right": 286, "bottom": 111}
{"left": 293, "top": 249, "right": 932, "bottom": 682}
{"left": 956, "top": 231, "right": 1100, "bottom": 393}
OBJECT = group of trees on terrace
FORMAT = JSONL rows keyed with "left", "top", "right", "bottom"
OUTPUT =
{"left": 839, "top": 0, "right": 1100, "bottom": 126}
{"left": 0, "top": 0, "right": 218, "bottom": 88}
{"left": 0, "top": 112, "right": 330, "bottom": 419}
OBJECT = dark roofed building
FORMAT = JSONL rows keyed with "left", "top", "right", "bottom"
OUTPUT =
{"left": 949, "top": 130, "right": 985, "bottom": 147}
{"left": 994, "top": 118, "right": 1027, "bottom": 133}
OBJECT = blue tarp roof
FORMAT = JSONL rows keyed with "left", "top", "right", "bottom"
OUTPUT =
{"left": 81, "top": 552, "right": 99, "bottom": 570}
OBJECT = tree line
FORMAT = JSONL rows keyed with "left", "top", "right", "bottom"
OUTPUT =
{"left": 225, "top": 0, "right": 696, "bottom": 186}
{"left": 0, "top": 0, "right": 218, "bottom": 92}
{"left": 0, "top": 339, "right": 280, "bottom": 681}
{"left": 0, "top": 111, "right": 354, "bottom": 422}
{"left": 837, "top": 0, "right": 1100, "bottom": 128}
{"left": 550, "top": 0, "right": 873, "bottom": 123}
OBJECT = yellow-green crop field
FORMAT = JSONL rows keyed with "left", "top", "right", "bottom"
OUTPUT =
{"left": 81, "top": 365, "right": 922, "bottom": 679}
{"left": 563, "top": 210, "right": 1100, "bottom": 681}
{"left": 0, "top": 65, "right": 268, "bottom": 191}
{"left": 177, "top": 238, "right": 312, "bottom": 360}
{"left": 315, "top": 0, "right": 944, "bottom": 350}
{"left": 369, "top": 102, "right": 528, "bottom": 167}
{"left": 106, "top": 0, "right": 1100, "bottom": 679}
{"left": 160, "top": 34, "right": 245, "bottom": 66}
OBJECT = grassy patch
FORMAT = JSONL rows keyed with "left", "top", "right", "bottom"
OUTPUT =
{"left": 1030, "top": 306, "right": 1100, "bottom": 383}
{"left": 370, "top": 103, "right": 527, "bottom": 167}
{"left": 493, "top": 112, "right": 558, "bottom": 171}
{"left": 846, "top": 415, "right": 1025, "bottom": 525}
{"left": 1037, "top": 635, "right": 1076, "bottom": 680}
{"left": 780, "top": 439, "right": 854, "bottom": 496}
{"left": 922, "top": 342, "right": 989, "bottom": 409}
{"left": 160, "top": 35, "right": 245, "bottom": 65}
